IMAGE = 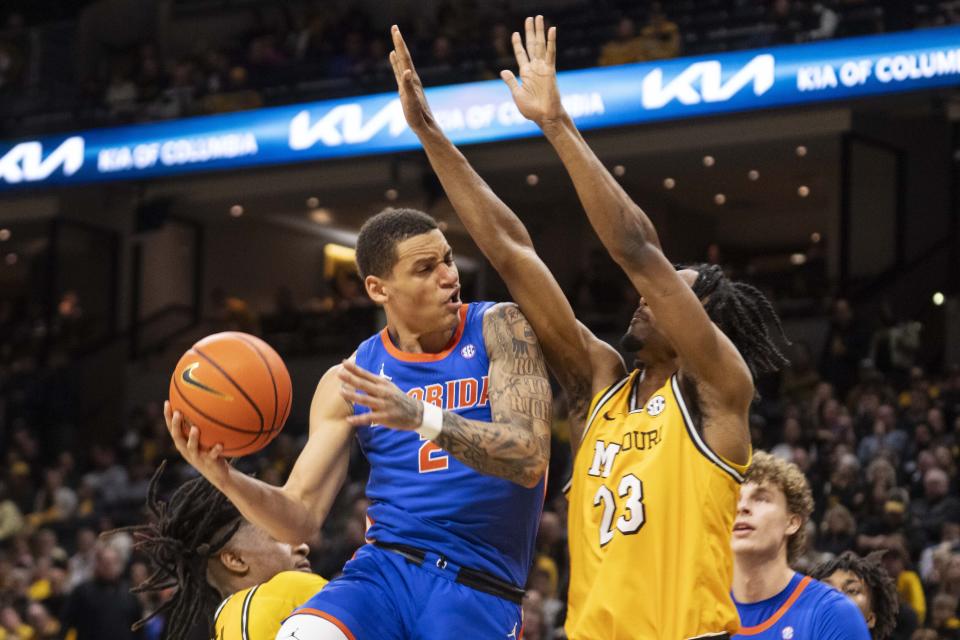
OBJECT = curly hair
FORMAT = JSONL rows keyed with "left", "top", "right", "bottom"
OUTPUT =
{"left": 111, "top": 462, "right": 242, "bottom": 639}
{"left": 744, "top": 451, "right": 814, "bottom": 564}
{"left": 810, "top": 550, "right": 899, "bottom": 640}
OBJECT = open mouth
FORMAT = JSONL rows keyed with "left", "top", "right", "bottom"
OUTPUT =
{"left": 445, "top": 288, "right": 462, "bottom": 307}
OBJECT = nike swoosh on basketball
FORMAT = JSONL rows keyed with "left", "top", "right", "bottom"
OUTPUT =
{"left": 181, "top": 362, "right": 234, "bottom": 400}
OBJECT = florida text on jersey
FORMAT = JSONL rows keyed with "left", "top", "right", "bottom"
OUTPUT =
{"left": 565, "top": 370, "right": 749, "bottom": 639}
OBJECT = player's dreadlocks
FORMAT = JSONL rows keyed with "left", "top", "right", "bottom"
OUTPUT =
{"left": 683, "top": 263, "right": 790, "bottom": 378}
{"left": 810, "top": 550, "right": 899, "bottom": 640}
{"left": 113, "top": 462, "right": 242, "bottom": 639}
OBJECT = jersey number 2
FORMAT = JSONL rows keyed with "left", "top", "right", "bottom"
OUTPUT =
{"left": 418, "top": 435, "right": 449, "bottom": 473}
{"left": 593, "top": 474, "right": 645, "bottom": 546}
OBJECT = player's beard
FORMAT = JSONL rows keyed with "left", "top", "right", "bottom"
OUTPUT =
{"left": 619, "top": 332, "right": 644, "bottom": 353}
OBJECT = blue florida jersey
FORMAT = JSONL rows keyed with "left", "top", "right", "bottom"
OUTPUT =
{"left": 352, "top": 302, "right": 545, "bottom": 587}
{"left": 733, "top": 573, "right": 871, "bottom": 640}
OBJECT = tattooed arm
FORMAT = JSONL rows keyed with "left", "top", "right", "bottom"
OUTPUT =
{"left": 339, "top": 303, "right": 551, "bottom": 488}
{"left": 432, "top": 303, "right": 552, "bottom": 487}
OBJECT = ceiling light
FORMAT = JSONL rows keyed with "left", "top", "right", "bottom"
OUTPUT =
{"left": 385, "top": 188, "right": 399, "bottom": 201}
{"left": 0, "top": 229, "right": 9, "bottom": 241}
{"left": 613, "top": 165, "right": 626, "bottom": 177}
{"left": 714, "top": 193, "right": 726, "bottom": 205}
{"left": 798, "top": 185, "right": 810, "bottom": 197}
{"left": 5, "top": 253, "right": 17, "bottom": 265}
{"left": 790, "top": 253, "right": 807, "bottom": 265}
{"left": 663, "top": 177, "right": 676, "bottom": 190}
{"left": 748, "top": 170, "right": 759, "bottom": 181}
{"left": 796, "top": 145, "right": 808, "bottom": 157}
{"left": 703, "top": 155, "right": 715, "bottom": 167}
{"left": 933, "top": 292, "right": 945, "bottom": 306}
{"left": 306, "top": 196, "right": 320, "bottom": 208}
{"left": 811, "top": 232, "right": 821, "bottom": 243}
{"left": 229, "top": 204, "right": 243, "bottom": 217}
{"left": 526, "top": 174, "right": 539, "bottom": 186}
{"left": 310, "top": 208, "right": 332, "bottom": 224}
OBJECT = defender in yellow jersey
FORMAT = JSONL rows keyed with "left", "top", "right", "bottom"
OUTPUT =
{"left": 213, "top": 570, "right": 327, "bottom": 640}
{"left": 393, "top": 11, "right": 789, "bottom": 638}
{"left": 122, "top": 465, "right": 326, "bottom": 639}
{"left": 567, "top": 371, "right": 749, "bottom": 638}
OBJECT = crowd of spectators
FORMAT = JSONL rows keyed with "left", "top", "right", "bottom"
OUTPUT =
{"left": 4, "top": 0, "right": 960, "bottom": 135}
{"left": 1, "top": 278, "right": 959, "bottom": 638}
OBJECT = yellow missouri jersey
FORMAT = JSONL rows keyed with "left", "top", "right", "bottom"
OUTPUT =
{"left": 213, "top": 571, "right": 327, "bottom": 640}
{"left": 566, "top": 371, "right": 749, "bottom": 640}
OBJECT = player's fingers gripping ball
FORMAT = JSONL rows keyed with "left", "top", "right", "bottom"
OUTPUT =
{"left": 169, "top": 332, "right": 292, "bottom": 456}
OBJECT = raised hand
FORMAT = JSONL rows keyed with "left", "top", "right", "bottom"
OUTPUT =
{"left": 501, "top": 15, "right": 565, "bottom": 128}
{"left": 389, "top": 25, "right": 437, "bottom": 135}
{"left": 338, "top": 360, "right": 423, "bottom": 430}
{"left": 163, "top": 400, "right": 231, "bottom": 488}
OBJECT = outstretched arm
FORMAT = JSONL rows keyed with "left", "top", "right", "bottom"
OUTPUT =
{"left": 504, "top": 16, "right": 754, "bottom": 464}
{"left": 339, "top": 304, "right": 551, "bottom": 488}
{"left": 166, "top": 364, "right": 353, "bottom": 545}
{"left": 388, "top": 26, "right": 624, "bottom": 438}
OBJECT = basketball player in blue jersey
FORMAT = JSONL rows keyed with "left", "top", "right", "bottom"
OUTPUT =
{"left": 730, "top": 452, "right": 870, "bottom": 639}
{"left": 165, "top": 218, "right": 552, "bottom": 637}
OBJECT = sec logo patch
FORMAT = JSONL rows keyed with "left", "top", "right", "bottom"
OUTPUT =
{"left": 461, "top": 344, "right": 476, "bottom": 359}
{"left": 645, "top": 395, "right": 666, "bottom": 416}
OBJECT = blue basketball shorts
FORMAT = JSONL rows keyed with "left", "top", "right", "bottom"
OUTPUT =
{"left": 290, "top": 544, "right": 524, "bottom": 639}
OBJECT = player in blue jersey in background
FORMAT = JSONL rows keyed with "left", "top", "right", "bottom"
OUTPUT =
{"left": 731, "top": 451, "right": 871, "bottom": 640}
{"left": 812, "top": 551, "right": 900, "bottom": 639}
{"left": 166, "top": 209, "right": 552, "bottom": 639}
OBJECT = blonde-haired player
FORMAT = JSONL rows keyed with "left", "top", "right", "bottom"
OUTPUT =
{"left": 390, "top": 15, "right": 789, "bottom": 639}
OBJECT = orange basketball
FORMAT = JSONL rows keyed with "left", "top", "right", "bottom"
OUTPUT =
{"left": 169, "top": 332, "right": 292, "bottom": 457}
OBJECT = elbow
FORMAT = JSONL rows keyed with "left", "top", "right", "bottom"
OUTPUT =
{"left": 487, "top": 239, "right": 534, "bottom": 271}
{"left": 519, "top": 476, "right": 541, "bottom": 490}
{"left": 609, "top": 235, "right": 659, "bottom": 270}
{"left": 520, "top": 455, "right": 549, "bottom": 489}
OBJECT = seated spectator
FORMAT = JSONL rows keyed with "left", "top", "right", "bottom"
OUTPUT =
{"left": 0, "top": 604, "right": 33, "bottom": 640}
{"left": 60, "top": 544, "right": 142, "bottom": 640}
{"left": 0, "top": 482, "right": 24, "bottom": 542}
{"left": 929, "top": 592, "right": 960, "bottom": 638}
{"left": 883, "top": 544, "right": 927, "bottom": 626}
{"left": 913, "top": 469, "right": 960, "bottom": 545}
{"left": 919, "top": 521, "right": 960, "bottom": 584}
{"left": 25, "top": 469, "right": 77, "bottom": 530}
{"left": 781, "top": 342, "right": 822, "bottom": 405}
{"left": 820, "top": 504, "right": 858, "bottom": 557}
{"left": 806, "top": 3, "right": 840, "bottom": 41}
{"left": 639, "top": 2, "right": 680, "bottom": 60}
{"left": 941, "top": 553, "right": 960, "bottom": 599}
{"left": 201, "top": 66, "right": 263, "bottom": 114}
{"left": 598, "top": 17, "right": 647, "bottom": 67}
{"left": 24, "top": 602, "right": 58, "bottom": 640}
{"left": 857, "top": 405, "right": 909, "bottom": 466}
{"left": 103, "top": 68, "right": 139, "bottom": 118}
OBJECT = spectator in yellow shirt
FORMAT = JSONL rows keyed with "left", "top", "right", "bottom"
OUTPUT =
{"left": 641, "top": 2, "right": 681, "bottom": 60}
